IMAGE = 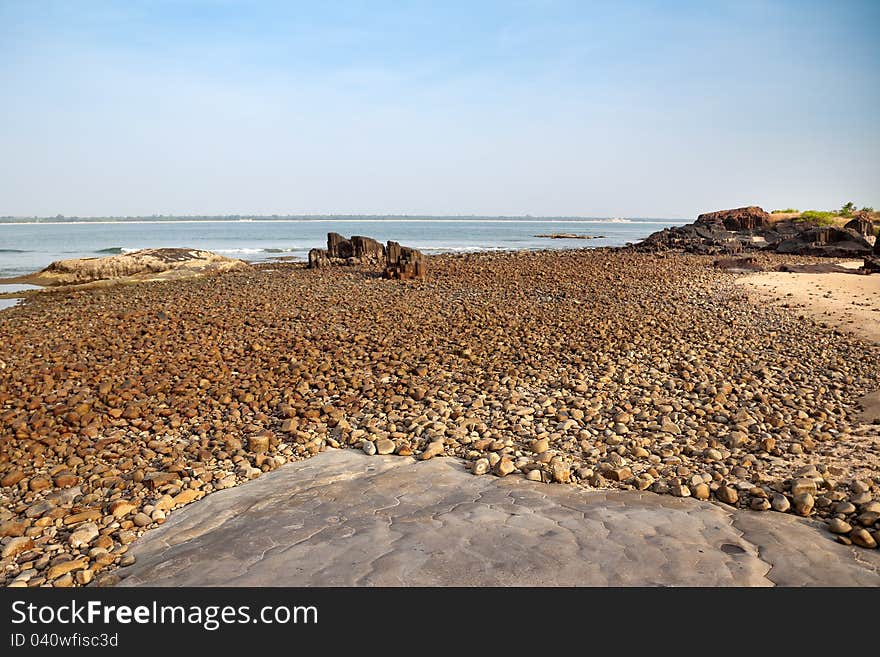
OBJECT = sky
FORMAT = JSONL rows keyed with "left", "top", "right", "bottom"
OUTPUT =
{"left": 1, "top": 0, "right": 878, "bottom": 218}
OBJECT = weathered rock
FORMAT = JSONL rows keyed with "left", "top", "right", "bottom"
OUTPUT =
{"left": 472, "top": 458, "right": 490, "bottom": 476}
{"left": 771, "top": 494, "right": 791, "bottom": 513}
{"left": 850, "top": 528, "right": 878, "bottom": 549}
{"left": 827, "top": 518, "right": 852, "bottom": 534}
{"left": 247, "top": 431, "right": 272, "bottom": 454}
{"left": 696, "top": 206, "right": 771, "bottom": 232}
{"left": 11, "top": 248, "right": 248, "bottom": 287}
{"left": 2, "top": 536, "right": 34, "bottom": 558}
{"left": 307, "top": 249, "right": 330, "bottom": 269}
{"left": 68, "top": 522, "right": 99, "bottom": 548}
{"left": 494, "top": 457, "right": 515, "bottom": 477}
{"left": 844, "top": 214, "right": 875, "bottom": 238}
{"left": 775, "top": 226, "right": 872, "bottom": 258}
{"left": 46, "top": 558, "right": 88, "bottom": 580}
{"left": 375, "top": 438, "right": 396, "bottom": 455}
{"left": 716, "top": 486, "right": 738, "bottom": 505}
{"left": 793, "top": 493, "right": 815, "bottom": 516}
{"left": 384, "top": 241, "right": 427, "bottom": 280}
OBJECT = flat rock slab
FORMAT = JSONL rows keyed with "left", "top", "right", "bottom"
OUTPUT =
{"left": 118, "top": 450, "right": 880, "bottom": 587}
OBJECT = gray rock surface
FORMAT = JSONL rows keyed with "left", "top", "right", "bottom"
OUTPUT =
{"left": 117, "top": 450, "right": 880, "bottom": 587}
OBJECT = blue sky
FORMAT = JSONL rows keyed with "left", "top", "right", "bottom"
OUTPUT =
{"left": 1, "top": 0, "right": 878, "bottom": 217}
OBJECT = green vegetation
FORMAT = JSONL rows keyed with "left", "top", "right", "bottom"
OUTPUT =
{"left": 797, "top": 210, "right": 838, "bottom": 225}
{"left": 840, "top": 201, "right": 856, "bottom": 217}
{"left": 771, "top": 208, "right": 798, "bottom": 214}
{"left": 861, "top": 206, "right": 874, "bottom": 213}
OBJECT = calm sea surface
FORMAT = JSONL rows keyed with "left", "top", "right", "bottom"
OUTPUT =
{"left": 0, "top": 218, "right": 683, "bottom": 282}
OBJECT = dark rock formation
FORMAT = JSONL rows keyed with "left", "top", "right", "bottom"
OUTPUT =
{"left": 327, "top": 232, "right": 354, "bottom": 259}
{"left": 350, "top": 236, "right": 385, "bottom": 262}
{"left": 696, "top": 206, "right": 771, "bottom": 232}
{"left": 844, "top": 213, "right": 875, "bottom": 238}
{"left": 634, "top": 206, "right": 873, "bottom": 258}
{"left": 308, "top": 234, "right": 426, "bottom": 279}
{"left": 308, "top": 248, "right": 330, "bottom": 269}
{"left": 384, "top": 241, "right": 426, "bottom": 280}
{"left": 775, "top": 226, "right": 872, "bottom": 258}
{"left": 308, "top": 233, "right": 387, "bottom": 268}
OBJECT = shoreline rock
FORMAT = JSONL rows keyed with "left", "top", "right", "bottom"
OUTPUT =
{"left": 0, "top": 248, "right": 249, "bottom": 288}
{"left": 635, "top": 206, "right": 875, "bottom": 260}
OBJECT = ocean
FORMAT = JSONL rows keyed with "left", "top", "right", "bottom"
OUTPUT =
{"left": 0, "top": 218, "right": 683, "bottom": 283}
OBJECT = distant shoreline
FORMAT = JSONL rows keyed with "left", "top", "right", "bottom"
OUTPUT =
{"left": 0, "top": 216, "right": 683, "bottom": 225}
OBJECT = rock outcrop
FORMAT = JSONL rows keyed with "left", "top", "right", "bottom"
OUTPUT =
{"left": 383, "top": 241, "right": 427, "bottom": 280}
{"left": 635, "top": 207, "right": 874, "bottom": 259}
{"left": 775, "top": 226, "right": 873, "bottom": 258}
{"left": 3, "top": 248, "right": 248, "bottom": 288}
{"left": 308, "top": 233, "right": 387, "bottom": 268}
{"left": 696, "top": 206, "right": 771, "bottom": 232}
{"left": 845, "top": 213, "right": 875, "bottom": 238}
{"left": 309, "top": 233, "right": 427, "bottom": 280}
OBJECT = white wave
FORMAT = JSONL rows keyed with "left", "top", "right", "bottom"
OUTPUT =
{"left": 213, "top": 248, "right": 266, "bottom": 255}
{"left": 0, "top": 218, "right": 681, "bottom": 226}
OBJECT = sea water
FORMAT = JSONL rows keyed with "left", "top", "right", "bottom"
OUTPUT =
{"left": 0, "top": 218, "right": 684, "bottom": 280}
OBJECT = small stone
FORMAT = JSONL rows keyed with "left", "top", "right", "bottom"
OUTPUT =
{"left": 109, "top": 500, "right": 136, "bottom": 518}
{"left": 68, "top": 522, "right": 99, "bottom": 548}
{"left": 76, "top": 569, "right": 94, "bottom": 585}
{"left": 1, "top": 469, "right": 25, "bottom": 487}
{"left": 2, "top": 536, "right": 35, "bottom": 558}
{"left": 750, "top": 498, "right": 771, "bottom": 511}
{"left": 0, "top": 519, "right": 28, "bottom": 537}
{"left": 119, "top": 554, "right": 137, "bottom": 567}
{"left": 531, "top": 438, "right": 550, "bottom": 454}
{"left": 551, "top": 461, "right": 571, "bottom": 483}
{"left": 375, "top": 438, "right": 396, "bottom": 455}
{"left": 834, "top": 501, "right": 856, "bottom": 515}
{"left": 727, "top": 431, "right": 749, "bottom": 448}
{"left": 46, "top": 558, "right": 88, "bottom": 580}
{"left": 771, "top": 494, "right": 790, "bottom": 513}
{"left": 53, "top": 472, "right": 79, "bottom": 488}
{"left": 850, "top": 528, "right": 877, "bottom": 549}
{"left": 604, "top": 467, "right": 632, "bottom": 482}
{"left": 691, "top": 483, "right": 710, "bottom": 500}
{"left": 472, "top": 458, "right": 490, "bottom": 476}
{"left": 827, "top": 518, "right": 852, "bottom": 534}
{"left": 172, "top": 490, "right": 200, "bottom": 507}
{"left": 793, "top": 493, "right": 814, "bottom": 516}
{"left": 132, "top": 512, "right": 152, "bottom": 527}
{"left": 851, "top": 480, "right": 870, "bottom": 494}
{"left": 671, "top": 485, "right": 691, "bottom": 498}
{"left": 247, "top": 431, "right": 272, "bottom": 454}
{"left": 790, "top": 478, "right": 818, "bottom": 497}
{"left": 53, "top": 574, "right": 75, "bottom": 588}
{"left": 418, "top": 440, "right": 445, "bottom": 461}
{"left": 362, "top": 440, "right": 377, "bottom": 456}
{"left": 716, "top": 486, "right": 738, "bottom": 505}
{"left": 861, "top": 500, "right": 880, "bottom": 514}
{"left": 28, "top": 476, "right": 52, "bottom": 492}
{"left": 494, "top": 457, "right": 515, "bottom": 477}
{"left": 64, "top": 509, "right": 102, "bottom": 525}
{"left": 526, "top": 469, "right": 542, "bottom": 481}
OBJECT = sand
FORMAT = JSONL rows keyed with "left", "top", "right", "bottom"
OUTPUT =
{"left": 736, "top": 261, "right": 880, "bottom": 345}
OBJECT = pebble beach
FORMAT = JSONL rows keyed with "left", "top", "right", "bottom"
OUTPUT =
{"left": 1, "top": 248, "right": 880, "bottom": 587}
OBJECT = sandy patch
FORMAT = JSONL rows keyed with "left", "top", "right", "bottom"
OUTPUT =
{"left": 736, "top": 261, "right": 880, "bottom": 345}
